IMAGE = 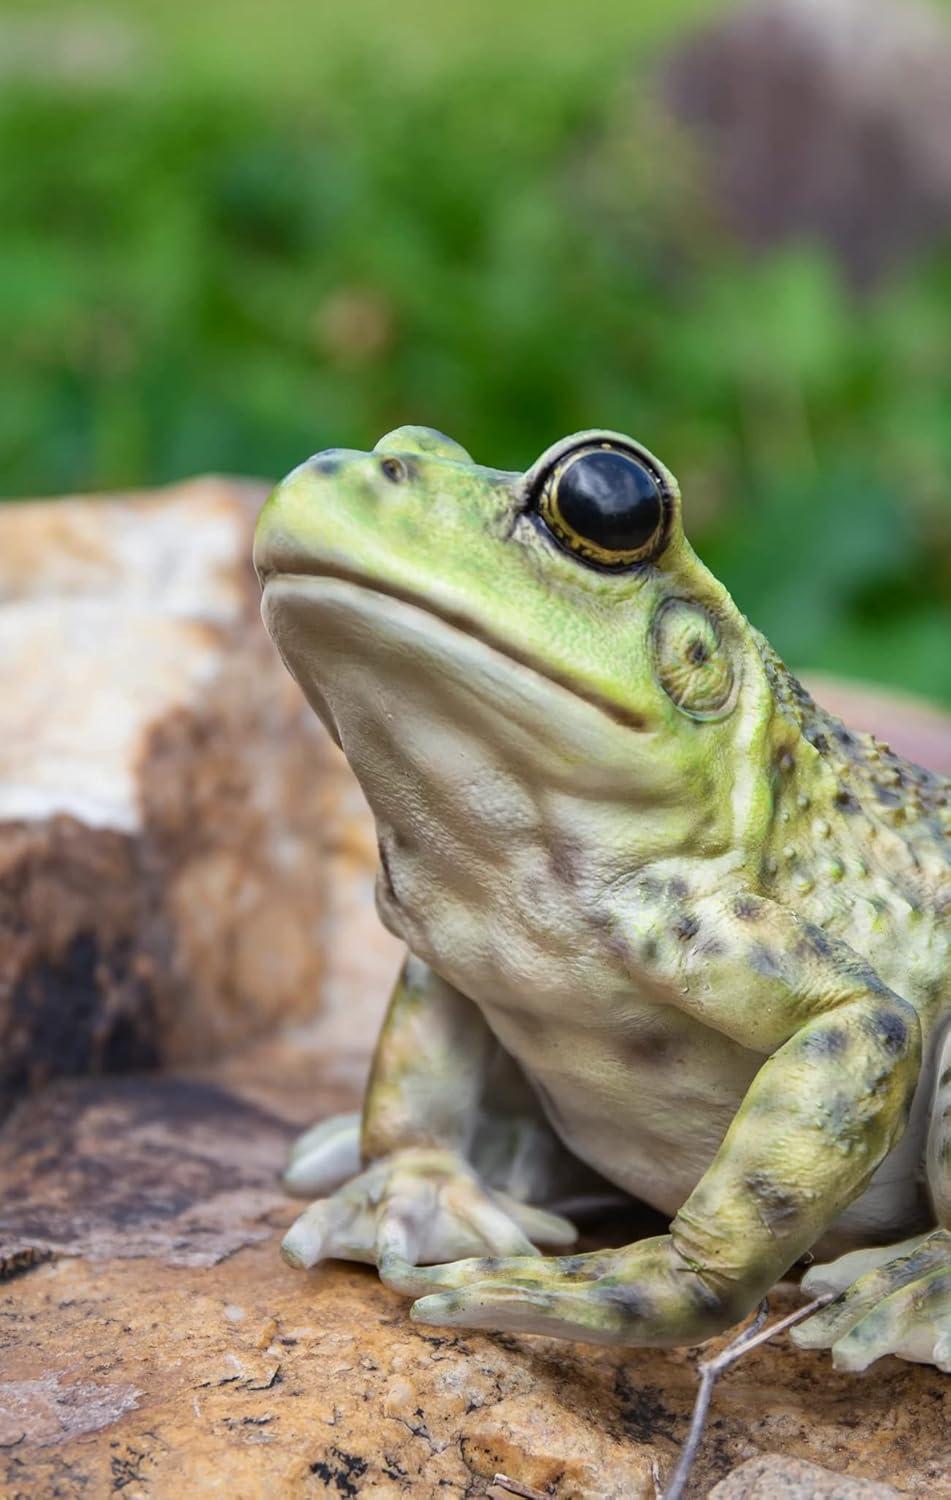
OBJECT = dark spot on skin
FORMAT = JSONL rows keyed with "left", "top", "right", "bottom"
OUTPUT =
{"left": 598, "top": 1282, "right": 654, "bottom": 1320}
{"left": 673, "top": 914, "right": 700, "bottom": 942}
{"left": 667, "top": 878, "right": 688, "bottom": 901}
{"left": 806, "top": 730, "right": 829, "bottom": 754}
{"left": 802, "top": 1026, "right": 848, "bottom": 1058}
{"left": 863, "top": 970, "right": 893, "bottom": 1000}
{"left": 795, "top": 923, "right": 835, "bottom": 960}
{"left": 308, "top": 450, "right": 345, "bottom": 476}
{"left": 868, "top": 1009, "right": 910, "bottom": 1056}
{"left": 834, "top": 786, "right": 859, "bottom": 813}
{"left": 686, "top": 1274, "right": 723, "bottom": 1316}
{"left": 874, "top": 785, "right": 902, "bottom": 807}
{"left": 939, "top": 1065, "right": 951, "bottom": 1090}
{"left": 732, "top": 894, "right": 764, "bottom": 922}
{"left": 776, "top": 750, "right": 795, "bottom": 775}
{"left": 558, "top": 1256, "right": 591, "bottom": 1277}
{"left": 749, "top": 944, "right": 786, "bottom": 982}
{"left": 744, "top": 1172, "right": 801, "bottom": 1232}
{"left": 641, "top": 938, "right": 658, "bottom": 964}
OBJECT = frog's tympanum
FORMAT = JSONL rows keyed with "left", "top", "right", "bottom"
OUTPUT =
{"left": 254, "top": 427, "right": 950, "bottom": 1372}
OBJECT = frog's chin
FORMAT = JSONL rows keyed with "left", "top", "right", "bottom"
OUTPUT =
{"left": 260, "top": 573, "right": 652, "bottom": 786}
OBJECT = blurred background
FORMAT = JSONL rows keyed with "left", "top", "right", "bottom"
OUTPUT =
{"left": 1, "top": 0, "right": 950, "bottom": 702}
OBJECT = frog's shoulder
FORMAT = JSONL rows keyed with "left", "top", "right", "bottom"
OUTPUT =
{"left": 752, "top": 631, "right": 950, "bottom": 899}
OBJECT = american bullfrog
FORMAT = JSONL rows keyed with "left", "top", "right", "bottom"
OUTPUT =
{"left": 253, "top": 426, "right": 950, "bottom": 1372}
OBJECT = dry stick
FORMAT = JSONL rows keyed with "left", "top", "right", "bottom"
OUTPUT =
{"left": 661, "top": 1293, "right": 835, "bottom": 1500}
{"left": 489, "top": 1477, "right": 551, "bottom": 1500}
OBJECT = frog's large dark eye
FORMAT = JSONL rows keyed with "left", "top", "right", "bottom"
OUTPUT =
{"left": 536, "top": 445, "right": 666, "bottom": 568}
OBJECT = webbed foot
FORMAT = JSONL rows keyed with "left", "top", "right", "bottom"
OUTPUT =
{"left": 280, "top": 1144, "right": 578, "bottom": 1281}
{"left": 386, "top": 1234, "right": 736, "bottom": 1347}
{"left": 791, "top": 1228, "right": 951, "bottom": 1372}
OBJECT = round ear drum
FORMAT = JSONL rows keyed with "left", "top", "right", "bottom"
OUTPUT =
{"left": 651, "top": 599, "right": 736, "bottom": 719}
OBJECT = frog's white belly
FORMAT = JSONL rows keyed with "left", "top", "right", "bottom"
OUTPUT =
{"left": 382, "top": 845, "right": 760, "bottom": 1215}
{"left": 369, "top": 746, "right": 930, "bottom": 1245}
{"left": 376, "top": 827, "right": 931, "bottom": 1245}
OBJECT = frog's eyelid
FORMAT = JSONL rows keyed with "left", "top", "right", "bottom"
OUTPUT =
{"left": 520, "top": 429, "right": 676, "bottom": 503}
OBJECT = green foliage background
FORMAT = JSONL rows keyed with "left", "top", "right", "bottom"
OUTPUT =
{"left": 1, "top": 0, "right": 949, "bottom": 700}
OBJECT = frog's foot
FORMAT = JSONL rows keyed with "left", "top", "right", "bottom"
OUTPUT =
{"left": 283, "top": 1112, "right": 362, "bottom": 1197}
{"left": 280, "top": 1146, "right": 578, "bottom": 1280}
{"left": 791, "top": 1229, "right": 951, "bottom": 1372}
{"left": 386, "top": 1234, "right": 735, "bottom": 1348}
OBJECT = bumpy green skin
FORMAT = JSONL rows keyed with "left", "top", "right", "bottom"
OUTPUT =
{"left": 254, "top": 426, "right": 951, "bottom": 1372}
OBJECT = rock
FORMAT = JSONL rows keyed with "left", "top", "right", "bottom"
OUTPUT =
{"left": 1, "top": 1051, "right": 948, "bottom": 1499}
{"left": 665, "top": 0, "right": 951, "bottom": 288}
{"left": 0, "top": 478, "right": 341, "bottom": 1117}
{"left": 708, "top": 1453, "right": 901, "bottom": 1498}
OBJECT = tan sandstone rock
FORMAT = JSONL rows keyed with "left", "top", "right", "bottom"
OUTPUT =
{"left": 0, "top": 479, "right": 348, "bottom": 1117}
{"left": 708, "top": 1453, "right": 900, "bottom": 1498}
{"left": 1, "top": 1050, "right": 948, "bottom": 1499}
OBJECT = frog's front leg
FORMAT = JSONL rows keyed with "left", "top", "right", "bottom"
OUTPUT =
{"left": 281, "top": 954, "right": 578, "bottom": 1276}
{"left": 791, "top": 1024, "right": 951, "bottom": 1371}
{"left": 393, "top": 892, "right": 922, "bottom": 1350}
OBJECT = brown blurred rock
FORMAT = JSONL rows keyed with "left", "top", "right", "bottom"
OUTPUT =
{"left": 1, "top": 1053, "right": 948, "bottom": 1499}
{"left": 0, "top": 478, "right": 338, "bottom": 1117}
{"left": 665, "top": 0, "right": 951, "bottom": 288}
{"left": 802, "top": 673, "right": 951, "bottom": 776}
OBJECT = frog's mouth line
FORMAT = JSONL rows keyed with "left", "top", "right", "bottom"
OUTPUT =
{"left": 261, "top": 563, "right": 648, "bottom": 732}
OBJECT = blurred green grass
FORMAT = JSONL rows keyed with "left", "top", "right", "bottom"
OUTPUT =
{"left": 1, "top": 0, "right": 949, "bottom": 701}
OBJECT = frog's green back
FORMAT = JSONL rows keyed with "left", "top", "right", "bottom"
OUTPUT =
{"left": 750, "top": 633, "right": 949, "bottom": 1022}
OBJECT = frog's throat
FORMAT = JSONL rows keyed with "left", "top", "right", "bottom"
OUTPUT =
{"left": 261, "top": 565, "right": 649, "bottom": 733}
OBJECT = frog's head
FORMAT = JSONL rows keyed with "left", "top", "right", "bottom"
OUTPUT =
{"left": 254, "top": 427, "right": 780, "bottom": 859}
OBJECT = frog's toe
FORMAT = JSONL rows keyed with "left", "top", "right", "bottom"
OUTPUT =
{"left": 792, "top": 1229, "right": 951, "bottom": 1371}
{"left": 828, "top": 1267, "right": 951, "bottom": 1372}
{"left": 411, "top": 1279, "right": 618, "bottom": 1340}
{"left": 281, "top": 1195, "right": 356, "bottom": 1269}
{"left": 407, "top": 1253, "right": 624, "bottom": 1341}
{"left": 283, "top": 1112, "right": 362, "bottom": 1196}
{"left": 282, "top": 1148, "right": 578, "bottom": 1284}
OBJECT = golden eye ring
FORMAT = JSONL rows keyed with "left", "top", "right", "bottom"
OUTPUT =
{"left": 535, "top": 442, "right": 669, "bottom": 569}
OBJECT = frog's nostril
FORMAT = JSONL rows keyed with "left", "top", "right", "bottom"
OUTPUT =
{"left": 380, "top": 455, "right": 407, "bottom": 484}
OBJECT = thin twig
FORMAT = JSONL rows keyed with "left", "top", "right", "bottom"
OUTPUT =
{"left": 661, "top": 1293, "right": 834, "bottom": 1500}
{"left": 488, "top": 1476, "right": 551, "bottom": 1500}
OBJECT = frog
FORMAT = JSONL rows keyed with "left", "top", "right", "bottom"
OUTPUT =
{"left": 253, "top": 424, "right": 951, "bottom": 1373}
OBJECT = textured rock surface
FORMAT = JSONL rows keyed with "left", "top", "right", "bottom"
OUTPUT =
{"left": 707, "top": 1454, "right": 900, "bottom": 1498}
{"left": 1, "top": 1050, "right": 948, "bottom": 1499}
{"left": 0, "top": 479, "right": 341, "bottom": 1116}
